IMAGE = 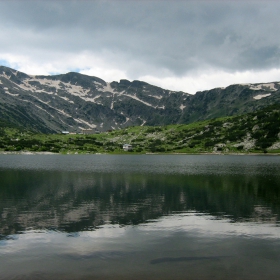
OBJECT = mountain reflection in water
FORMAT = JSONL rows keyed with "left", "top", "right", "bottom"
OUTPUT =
{"left": 0, "top": 155, "right": 280, "bottom": 280}
{"left": 0, "top": 155, "right": 280, "bottom": 236}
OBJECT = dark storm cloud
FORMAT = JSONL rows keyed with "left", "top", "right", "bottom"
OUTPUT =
{"left": 0, "top": 0, "right": 280, "bottom": 77}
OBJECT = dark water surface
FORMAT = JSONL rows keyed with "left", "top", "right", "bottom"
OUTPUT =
{"left": 0, "top": 155, "right": 280, "bottom": 279}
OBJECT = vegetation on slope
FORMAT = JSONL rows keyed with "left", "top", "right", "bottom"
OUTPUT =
{"left": 0, "top": 104, "right": 280, "bottom": 154}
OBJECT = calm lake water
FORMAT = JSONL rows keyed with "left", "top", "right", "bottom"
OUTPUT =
{"left": 0, "top": 154, "right": 280, "bottom": 280}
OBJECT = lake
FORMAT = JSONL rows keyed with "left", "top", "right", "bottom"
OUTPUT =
{"left": 0, "top": 154, "right": 280, "bottom": 279}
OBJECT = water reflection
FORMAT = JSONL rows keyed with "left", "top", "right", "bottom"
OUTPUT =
{"left": 0, "top": 155, "right": 280, "bottom": 279}
{"left": 0, "top": 157, "right": 280, "bottom": 236}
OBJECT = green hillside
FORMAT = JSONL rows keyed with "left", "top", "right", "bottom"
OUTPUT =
{"left": 1, "top": 104, "right": 280, "bottom": 154}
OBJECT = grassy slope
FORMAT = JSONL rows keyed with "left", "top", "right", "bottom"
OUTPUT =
{"left": 1, "top": 104, "right": 280, "bottom": 154}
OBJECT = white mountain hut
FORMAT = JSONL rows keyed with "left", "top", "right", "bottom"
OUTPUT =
{"left": 123, "top": 144, "right": 133, "bottom": 151}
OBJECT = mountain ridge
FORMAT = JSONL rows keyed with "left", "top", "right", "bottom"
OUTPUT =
{"left": 0, "top": 65, "right": 280, "bottom": 133}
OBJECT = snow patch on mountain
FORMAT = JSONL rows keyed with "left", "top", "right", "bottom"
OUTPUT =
{"left": 80, "top": 95, "right": 101, "bottom": 103}
{"left": 99, "top": 83, "right": 115, "bottom": 93}
{"left": 111, "top": 99, "right": 115, "bottom": 110}
{"left": 32, "top": 96, "right": 51, "bottom": 106}
{"left": 55, "top": 109, "right": 71, "bottom": 118}
{"left": 138, "top": 117, "right": 146, "bottom": 126}
{"left": 18, "top": 80, "right": 38, "bottom": 92}
{"left": 253, "top": 93, "right": 271, "bottom": 100}
{"left": 73, "top": 118, "right": 96, "bottom": 128}
{"left": 93, "top": 81, "right": 103, "bottom": 87}
{"left": 19, "top": 78, "right": 93, "bottom": 99}
{"left": 64, "top": 82, "right": 91, "bottom": 96}
{"left": 121, "top": 93, "right": 154, "bottom": 107}
{"left": 157, "top": 105, "right": 165, "bottom": 109}
{"left": 5, "top": 90, "right": 19, "bottom": 96}
{"left": 34, "top": 104, "right": 55, "bottom": 118}
{"left": 124, "top": 117, "right": 130, "bottom": 124}
{"left": 148, "top": 94, "right": 162, "bottom": 99}
{"left": 58, "top": 96, "right": 74, "bottom": 104}
{"left": 31, "top": 95, "right": 73, "bottom": 118}
{"left": 33, "top": 78, "right": 62, "bottom": 88}
{"left": 2, "top": 72, "right": 11, "bottom": 80}
{"left": 4, "top": 87, "right": 19, "bottom": 96}
{"left": 250, "top": 83, "right": 277, "bottom": 91}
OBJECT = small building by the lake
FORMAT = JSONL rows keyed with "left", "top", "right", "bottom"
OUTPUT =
{"left": 123, "top": 144, "right": 132, "bottom": 151}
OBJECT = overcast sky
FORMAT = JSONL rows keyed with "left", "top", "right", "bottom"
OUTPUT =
{"left": 0, "top": 0, "right": 280, "bottom": 94}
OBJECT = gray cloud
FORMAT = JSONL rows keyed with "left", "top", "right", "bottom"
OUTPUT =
{"left": 0, "top": 0, "right": 280, "bottom": 82}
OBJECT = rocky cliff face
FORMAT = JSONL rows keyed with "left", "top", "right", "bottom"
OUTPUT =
{"left": 0, "top": 66, "right": 280, "bottom": 132}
